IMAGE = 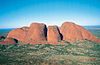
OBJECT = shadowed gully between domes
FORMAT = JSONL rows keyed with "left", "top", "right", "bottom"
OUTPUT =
{"left": 4, "top": 22, "right": 100, "bottom": 44}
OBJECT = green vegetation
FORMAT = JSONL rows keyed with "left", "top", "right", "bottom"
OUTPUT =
{"left": 0, "top": 40, "right": 100, "bottom": 65}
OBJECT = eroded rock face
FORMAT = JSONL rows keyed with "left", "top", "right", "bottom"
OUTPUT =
{"left": 60, "top": 22, "right": 99, "bottom": 43}
{"left": 26, "top": 23, "right": 47, "bottom": 44}
{"left": 7, "top": 27, "right": 28, "bottom": 42}
{"left": 6, "top": 22, "right": 100, "bottom": 44}
{"left": 7, "top": 23, "right": 47, "bottom": 44}
{"left": 0, "top": 38, "right": 18, "bottom": 45}
{"left": 4, "top": 38, "right": 18, "bottom": 44}
{"left": 47, "top": 26, "right": 61, "bottom": 44}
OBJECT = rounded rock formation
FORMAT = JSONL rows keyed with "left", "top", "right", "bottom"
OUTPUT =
{"left": 6, "top": 22, "right": 100, "bottom": 44}
{"left": 7, "top": 27, "right": 28, "bottom": 42}
{"left": 26, "top": 23, "right": 47, "bottom": 44}
{"left": 60, "top": 22, "right": 98, "bottom": 43}
{"left": 47, "top": 26, "right": 61, "bottom": 44}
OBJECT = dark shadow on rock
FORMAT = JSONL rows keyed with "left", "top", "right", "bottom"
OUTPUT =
{"left": 44, "top": 25, "right": 48, "bottom": 40}
{"left": 56, "top": 27, "right": 63, "bottom": 40}
{"left": 60, "top": 33, "right": 63, "bottom": 40}
{"left": 13, "top": 38, "right": 18, "bottom": 43}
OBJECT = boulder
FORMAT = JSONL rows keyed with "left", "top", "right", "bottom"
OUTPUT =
{"left": 26, "top": 23, "right": 47, "bottom": 44}
{"left": 60, "top": 22, "right": 99, "bottom": 43}
{"left": 7, "top": 27, "right": 28, "bottom": 42}
{"left": 47, "top": 26, "right": 61, "bottom": 44}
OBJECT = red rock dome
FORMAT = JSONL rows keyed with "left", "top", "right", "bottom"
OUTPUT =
{"left": 6, "top": 22, "right": 100, "bottom": 44}
{"left": 60, "top": 22, "right": 99, "bottom": 43}
{"left": 7, "top": 28, "right": 28, "bottom": 42}
{"left": 26, "top": 23, "right": 47, "bottom": 44}
{"left": 47, "top": 26, "right": 61, "bottom": 44}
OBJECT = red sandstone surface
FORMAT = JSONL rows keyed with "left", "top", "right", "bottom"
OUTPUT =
{"left": 60, "top": 22, "right": 98, "bottom": 43}
{"left": 26, "top": 23, "right": 47, "bottom": 44}
{"left": 0, "top": 38, "right": 17, "bottom": 45}
{"left": 0, "top": 22, "right": 100, "bottom": 44}
{"left": 47, "top": 26, "right": 61, "bottom": 44}
{"left": 7, "top": 28, "right": 27, "bottom": 42}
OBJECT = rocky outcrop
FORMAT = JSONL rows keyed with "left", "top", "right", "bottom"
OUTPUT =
{"left": 0, "top": 38, "right": 18, "bottom": 45}
{"left": 6, "top": 22, "right": 100, "bottom": 44}
{"left": 26, "top": 23, "right": 47, "bottom": 44}
{"left": 47, "top": 26, "right": 61, "bottom": 44}
{"left": 7, "top": 27, "right": 28, "bottom": 42}
{"left": 60, "top": 22, "right": 99, "bottom": 43}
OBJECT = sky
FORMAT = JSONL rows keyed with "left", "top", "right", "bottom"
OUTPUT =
{"left": 0, "top": 0, "right": 100, "bottom": 28}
